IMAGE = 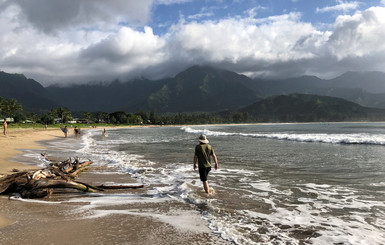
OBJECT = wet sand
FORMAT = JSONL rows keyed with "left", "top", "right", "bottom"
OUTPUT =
{"left": 0, "top": 128, "right": 231, "bottom": 244}
{"left": 0, "top": 128, "right": 64, "bottom": 228}
{"left": 0, "top": 128, "right": 64, "bottom": 174}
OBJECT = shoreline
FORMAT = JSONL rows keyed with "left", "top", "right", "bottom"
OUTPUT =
{"left": 0, "top": 128, "right": 66, "bottom": 175}
{"left": 0, "top": 126, "right": 231, "bottom": 244}
{"left": 0, "top": 128, "right": 66, "bottom": 228}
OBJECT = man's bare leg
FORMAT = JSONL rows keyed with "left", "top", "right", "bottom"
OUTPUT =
{"left": 203, "top": 181, "right": 210, "bottom": 194}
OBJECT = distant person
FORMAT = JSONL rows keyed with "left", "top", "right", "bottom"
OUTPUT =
{"left": 45, "top": 123, "right": 48, "bottom": 129}
{"left": 3, "top": 118, "right": 7, "bottom": 136}
{"left": 74, "top": 126, "right": 80, "bottom": 138}
{"left": 193, "top": 134, "right": 218, "bottom": 194}
{"left": 60, "top": 125, "right": 68, "bottom": 138}
{"left": 102, "top": 128, "right": 106, "bottom": 137}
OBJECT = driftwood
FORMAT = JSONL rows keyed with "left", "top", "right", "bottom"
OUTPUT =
{"left": 96, "top": 184, "right": 145, "bottom": 189}
{"left": 0, "top": 154, "right": 144, "bottom": 199}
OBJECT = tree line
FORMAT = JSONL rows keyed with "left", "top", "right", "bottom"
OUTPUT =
{"left": 0, "top": 96, "right": 251, "bottom": 125}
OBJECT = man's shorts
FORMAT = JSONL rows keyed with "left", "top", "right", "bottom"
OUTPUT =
{"left": 199, "top": 167, "right": 211, "bottom": 181}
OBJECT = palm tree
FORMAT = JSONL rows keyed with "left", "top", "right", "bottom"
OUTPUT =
{"left": 82, "top": 111, "right": 94, "bottom": 123}
{"left": 53, "top": 107, "right": 72, "bottom": 123}
{"left": 2, "top": 98, "right": 23, "bottom": 118}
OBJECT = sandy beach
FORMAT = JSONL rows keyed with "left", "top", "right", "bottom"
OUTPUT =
{"left": 0, "top": 128, "right": 64, "bottom": 228}
{"left": 0, "top": 128, "right": 64, "bottom": 174}
{"left": 0, "top": 127, "right": 230, "bottom": 244}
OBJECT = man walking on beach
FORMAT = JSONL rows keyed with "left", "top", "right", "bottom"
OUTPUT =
{"left": 194, "top": 134, "right": 218, "bottom": 194}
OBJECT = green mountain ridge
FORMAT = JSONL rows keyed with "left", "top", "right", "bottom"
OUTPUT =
{"left": 0, "top": 71, "right": 58, "bottom": 112}
{"left": 143, "top": 66, "right": 260, "bottom": 112}
{"left": 1, "top": 67, "right": 385, "bottom": 123}
{"left": 237, "top": 94, "right": 385, "bottom": 122}
{"left": 254, "top": 72, "right": 385, "bottom": 108}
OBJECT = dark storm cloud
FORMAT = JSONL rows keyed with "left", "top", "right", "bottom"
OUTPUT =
{"left": 0, "top": 0, "right": 153, "bottom": 33}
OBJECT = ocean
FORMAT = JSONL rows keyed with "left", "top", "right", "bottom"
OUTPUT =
{"left": 14, "top": 123, "right": 385, "bottom": 244}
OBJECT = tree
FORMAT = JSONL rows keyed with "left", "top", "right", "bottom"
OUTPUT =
{"left": 14, "top": 113, "right": 27, "bottom": 123}
{"left": 2, "top": 98, "right": 23, "bottom": 117}
{"left": 52, "top": 107, "right": 72, "bottom": 123}
{"left": 82, "top": 111, "right": 94, "bottom": 123}
{"left": 26, "top": 112, "right": 39, "bottom": 122}
{"left": 149, "top": 109, "right": 162, "bottom": 124}
{"left": 96, "top": 111, "right": 110, "bottom": 123}
{"left": 127, "top": 114, "right": 143, "bottom": 124}
{"left": 109, "top": 111, "right": 127, "bottom": 124}
{"left": 40, "top": 113, "right": 55, "bottom": 125}
{"left": 136, "top": 111, "right": 148, "bottom": 123}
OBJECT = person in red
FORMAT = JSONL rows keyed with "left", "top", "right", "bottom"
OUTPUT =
{"left": 193, "top": 134, "right": 218, "bottom": 194}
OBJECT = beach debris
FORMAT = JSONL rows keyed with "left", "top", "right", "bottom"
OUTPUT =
{"left": 95, "top": 184, "right": 145, "bottom": 189}
{"left": 0, "top": 154, "right": 143, "bottom": 199}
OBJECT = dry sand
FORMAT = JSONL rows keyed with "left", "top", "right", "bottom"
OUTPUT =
{"left": 0, "top": 128, "right": 65, "bottom": 174}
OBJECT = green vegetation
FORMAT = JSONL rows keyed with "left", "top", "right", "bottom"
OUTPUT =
{"left": 1, "top": 93, "right": 385, "bottom": 129}
{"left": 237, "top": 94, "right": 385, "bottom": 122}
{"left": 0, "top": 97, "right": 23, "bottom": 118}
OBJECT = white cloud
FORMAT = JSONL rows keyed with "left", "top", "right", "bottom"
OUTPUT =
{"left": 316, "top": 1, "right": 359, "bottom": 13}
{"left": 165, "top": 6, "right": 385, "bottom": 79}
{"left": 156, "top": 0, "right": 193, "bottom": 5}
{"left": 187, "top": 12, "right": 215, "bottom": 20}
{"left": 79, "top": 26, "right": 167, "bottom": 79}
{"left": 1, "top": 1, "right": 385, "bottom": 84}
{"left": 327, "top": 7, "right": 385, "bottom": 58}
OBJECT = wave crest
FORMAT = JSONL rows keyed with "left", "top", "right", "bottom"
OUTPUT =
{"left": 181, "top": 127, "right": 385, "bottom": 145}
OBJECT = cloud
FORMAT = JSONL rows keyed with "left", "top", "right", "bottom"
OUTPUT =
{"left": 327, "top": 7, "right": 385, "bottom": 58}
{"left": 187, "top": 12, "right": 215, "bottom": 20}
{"left": 164, "top": 6, "right": 385, "bottom": 79}
{"left": 1, "top": 1, "right": 385, "bottom": 85}
{"left": 79, "top": 26, "right": 167, "bottom": 80}
{"left": 0, "top": 0, "right": 154, "bottom": 33}
{"left": 316, "top": 0, "right": 359, "bottom": 13}
{"left": 156, "top": 0, "right": 193, "bottom": 5}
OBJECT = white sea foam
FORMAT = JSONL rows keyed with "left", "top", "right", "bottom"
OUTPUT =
{"left": 71, "top": 126, "right": 385, "bottom": 244}
{"left": 181, "top": 126, "right": 385, "bottom": 145}
{"left": 8, "top": 195, "right": 61, "bottom": 204}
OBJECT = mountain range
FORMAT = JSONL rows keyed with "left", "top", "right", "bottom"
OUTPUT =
{"left": 236, "top": 93, "right": 385, "bottom": 122}
{"left": 1, "top": 66, "right": 385, "bottom": 118}
{"left": 0, "top": 71, "right": 58, "bottom": 112}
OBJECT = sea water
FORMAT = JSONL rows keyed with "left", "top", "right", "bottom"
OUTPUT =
{"left": 37, "top": 123, "right": 385, "bottom": 244}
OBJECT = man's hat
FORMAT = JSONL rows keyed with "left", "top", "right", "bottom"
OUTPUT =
{"left": 199, "top": 134, "right": 209, "bottom": 144}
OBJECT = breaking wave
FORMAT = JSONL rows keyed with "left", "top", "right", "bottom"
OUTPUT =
{"left": 181, "top": 127, "right": 385, "bottom": 145}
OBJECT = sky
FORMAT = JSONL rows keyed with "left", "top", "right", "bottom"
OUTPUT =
{"left": 1, "top": 0, "right": 385, "bottom": 86}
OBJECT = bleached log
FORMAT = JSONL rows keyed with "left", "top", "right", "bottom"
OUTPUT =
{"left": 29, "top": 179, "right": 99, "bottom": 192}
{"left": 96, "top": 184, "right": 145, "bottom": 189}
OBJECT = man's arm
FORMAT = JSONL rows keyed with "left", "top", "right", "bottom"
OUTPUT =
{"left": 193, "top": 155, "right": 198, "bottom": 170}
{"left": 212, "top": 153, "right": 218, "bottom": 170}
